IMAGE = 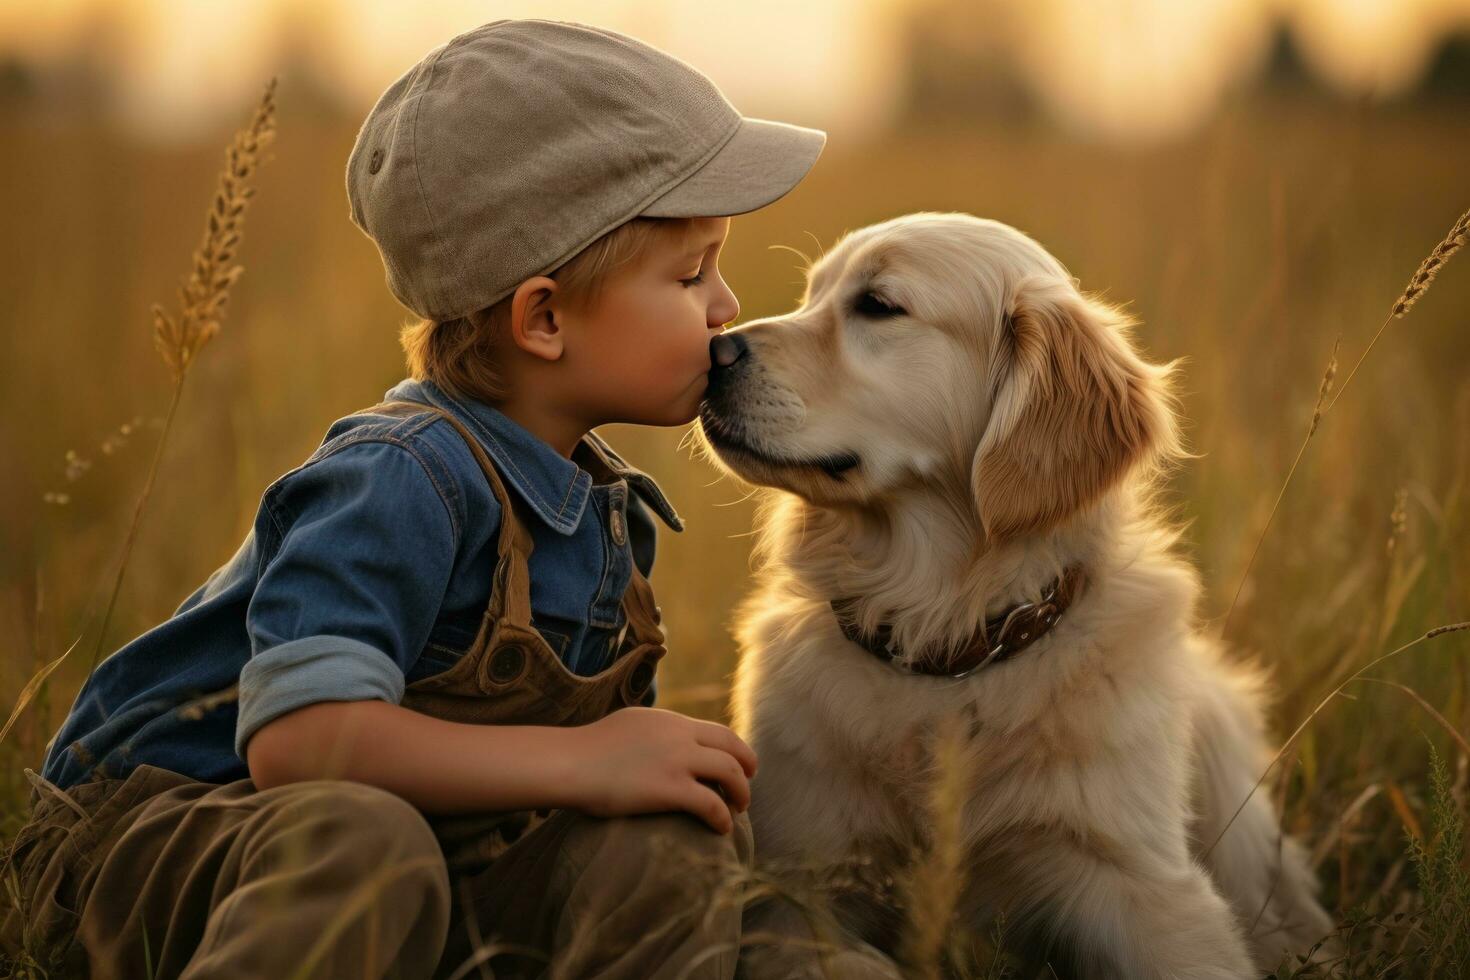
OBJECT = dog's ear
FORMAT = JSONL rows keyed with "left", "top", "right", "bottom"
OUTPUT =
{"left": 971, "top": 276, "right": 1179, "bottom": 543}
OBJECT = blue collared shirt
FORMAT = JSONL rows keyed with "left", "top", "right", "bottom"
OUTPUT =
{"left": 40, "top": 378, "right": 684, "bottom": 791}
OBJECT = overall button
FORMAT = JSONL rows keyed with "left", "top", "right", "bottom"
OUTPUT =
{"left": 608, "top": 507, "right": 626, "bottom": 546}
{"left": 487, "top": 645, "right": 526, "bottom": 683}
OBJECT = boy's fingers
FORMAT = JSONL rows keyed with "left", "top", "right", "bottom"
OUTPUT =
{"left": 694, "top": 721, "right": 758, "bottom": 777}
{"left": 684, "top": 782, "right": 734, "bottom": 834}
{"left": 691, "top": 750, "right": 751, "bottom": 812}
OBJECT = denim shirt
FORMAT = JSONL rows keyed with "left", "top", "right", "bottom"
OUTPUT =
{"left": 40, "top": 377, "right": 684, "bottom": 791}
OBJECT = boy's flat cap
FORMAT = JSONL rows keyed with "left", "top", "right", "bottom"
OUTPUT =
{"left": 346, "top": 19, "right": 827, "bottom": 322}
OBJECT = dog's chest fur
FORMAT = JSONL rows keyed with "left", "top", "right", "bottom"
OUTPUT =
{"left": 731, "top": 538, "right": 1208, "bottom": 861}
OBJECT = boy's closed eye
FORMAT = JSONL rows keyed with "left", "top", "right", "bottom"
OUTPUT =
{"left": 676, "top": 235, "right": 725, "bottom": 288}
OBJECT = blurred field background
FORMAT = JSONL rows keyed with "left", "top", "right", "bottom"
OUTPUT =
{"left": 1, "top": 0, "right": 1468, "bottom": 974}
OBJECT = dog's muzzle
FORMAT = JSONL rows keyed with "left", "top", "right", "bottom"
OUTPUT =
{"left": 700, "top": 331, "right": 752, "bottom": 436}
{"left": 705, "top": 333, "right": 750, "bottom": 410}
{"left": 700, "top": 332, "right": 861, "bottom": 480}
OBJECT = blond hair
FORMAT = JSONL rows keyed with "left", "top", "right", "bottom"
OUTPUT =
{"left": 400, "top": 217, "right": 699, "bottom": 403}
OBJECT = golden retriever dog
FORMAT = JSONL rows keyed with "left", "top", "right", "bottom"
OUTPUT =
{"left": 698, "top": 213, "right": 1334, "bottom": 979}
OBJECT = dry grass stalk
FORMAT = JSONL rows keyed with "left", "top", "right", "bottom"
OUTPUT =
{"left": 1390, "top": 209, "right": 1469, "bottom": 319}
{"left": 896, "top": 718, "right": 970, "bottom": 979}
{"left": 1309, "top": 784, "right": 1384, "bottom": 870}
{"left": 1202, "top": 622, "right": 1470, "bottom": 861}
{"left": 1224, "top": 204, "right": 1469, "bottom": 639}
{"left": 1221, "top": 337, "right": 1339, "bottom": 635}
{"left": 1356, "top": 680, "right": 1470, "bottom": 765}
{"left": 1308, "top": 343, "right": 1340, "bottom": 438}
{"left": 152, "top": 78, "right": 279, "bottom": 380}
{"left": 85, "top": 77, "right": 278, "bottom": 674}
{"left": 440, "top": 941, "right": 551, "bottom": 980}
{"left": 1325, "top": 206, "right": 1470, "bottom": 415}
{"left": 0, "top": 637, "right": 80, "bottom": 747}
{"left": 1386, "top": 487, "right": 1408, "bottom": 558}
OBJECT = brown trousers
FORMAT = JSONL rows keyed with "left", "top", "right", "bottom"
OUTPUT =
{"left": 2, "top": 763, "right": 754, "bottom": 979}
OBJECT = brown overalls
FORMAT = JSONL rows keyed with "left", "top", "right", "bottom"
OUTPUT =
{"left": 0, "top": 399, "right": 754, "bottom": 980}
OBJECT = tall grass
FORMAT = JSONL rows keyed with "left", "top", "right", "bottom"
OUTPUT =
{"left": 87, "top": 78, "right": 279, "bottom": 675}
{"left": 1, "top": 77, "right": 277, "bottom": 754}
{"left": 0, "top": 79, "right": 278, "bottom": 980}
{"left": 0, "top": 72, "right": 1466, "bottom": 978}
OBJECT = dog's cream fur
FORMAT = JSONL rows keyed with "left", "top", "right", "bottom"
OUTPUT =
{"left": 696, "top": 213, "right": 1333, "bottom": 978}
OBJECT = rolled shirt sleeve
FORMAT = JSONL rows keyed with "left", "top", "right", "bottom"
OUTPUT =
{"left": 235, "top": 439, "right": 458, "bottom": 760}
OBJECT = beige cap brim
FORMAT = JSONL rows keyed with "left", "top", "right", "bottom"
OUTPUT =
{"left": 639, "top": 116, "right": 827, "bottom": 218}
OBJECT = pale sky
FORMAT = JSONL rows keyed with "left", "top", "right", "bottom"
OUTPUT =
{"left": 2, "top": 0, "right": 1467, "bottom": 144}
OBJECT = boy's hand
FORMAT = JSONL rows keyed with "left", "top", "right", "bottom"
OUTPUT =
{"left": 563, "top": 707, "right": 758, "bottom": 834}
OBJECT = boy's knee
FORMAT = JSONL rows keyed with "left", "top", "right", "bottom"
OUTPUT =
{"left": 262, "top": 780, "right": 450, "bottom": 906}
{"left": 626, "top": 808, "right": 750, "bottom": 862}
{"left": 285, "top": 779, "right": 435, "bottom": 838}
{"left": 567, "top": 807, "right": 753, "bottom": 894}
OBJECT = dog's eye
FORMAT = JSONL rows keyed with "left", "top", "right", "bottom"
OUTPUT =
{"left": 854, "top": 291, "right": 906, "bottom": 319}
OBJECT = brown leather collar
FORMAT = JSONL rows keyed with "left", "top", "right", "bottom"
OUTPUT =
{"left": 830, "top": 566, "right": 1087, "bottom": 678}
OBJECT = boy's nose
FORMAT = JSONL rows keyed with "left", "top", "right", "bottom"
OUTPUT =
{"left": 710, "top": 333, "right": 747, "bottom": 370}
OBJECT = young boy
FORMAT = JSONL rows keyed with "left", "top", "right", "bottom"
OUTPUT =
{"left": 0, "top": 19, "right": 826, "bottom": 979}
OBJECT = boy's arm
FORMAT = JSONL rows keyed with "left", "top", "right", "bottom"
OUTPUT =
{"left": 236, "top": 435, "right": 756, "bottom": 831}
{"left": 246, "top": 698, "right": 758, "bottom": 831}
{"left": 245, "top": 699, "right": 582, "bottom": 814}
{"left": 235, "top": 439, "right": 458, "bottom": 765}
{"left": 234, "top": 436, "right": 570, "bottom": 817}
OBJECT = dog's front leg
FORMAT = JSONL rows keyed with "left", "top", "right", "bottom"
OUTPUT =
{"left": 1020, "top": 845, "right": 1256, "bottom": 980}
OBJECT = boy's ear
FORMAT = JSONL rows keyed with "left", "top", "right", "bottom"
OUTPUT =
{"left": 509, "top": 276, "right": 564, "bottom": 361}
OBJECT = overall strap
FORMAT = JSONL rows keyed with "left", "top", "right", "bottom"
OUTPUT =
{"left": 573, "top": 434, "right": 667, "bottom": 650}
{"left": 620, "top": 559, "right": 666, "bottom": 648}
{"left": 352, "top": 400, "right": 534, "bottom": 625}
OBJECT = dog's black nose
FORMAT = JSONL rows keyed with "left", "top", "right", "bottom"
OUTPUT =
{"left": 710, "top": 333, "right": 747, "bottom": 371}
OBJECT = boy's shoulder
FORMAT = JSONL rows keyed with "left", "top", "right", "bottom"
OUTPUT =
{"left": 267, "top": 400, "right": 681, "bottom": 546}
{"left": 333, "top": 400, "right": 685, "bottom": 535}
{"left": 253, "top": 405, "right": 487, "bottom": 545}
